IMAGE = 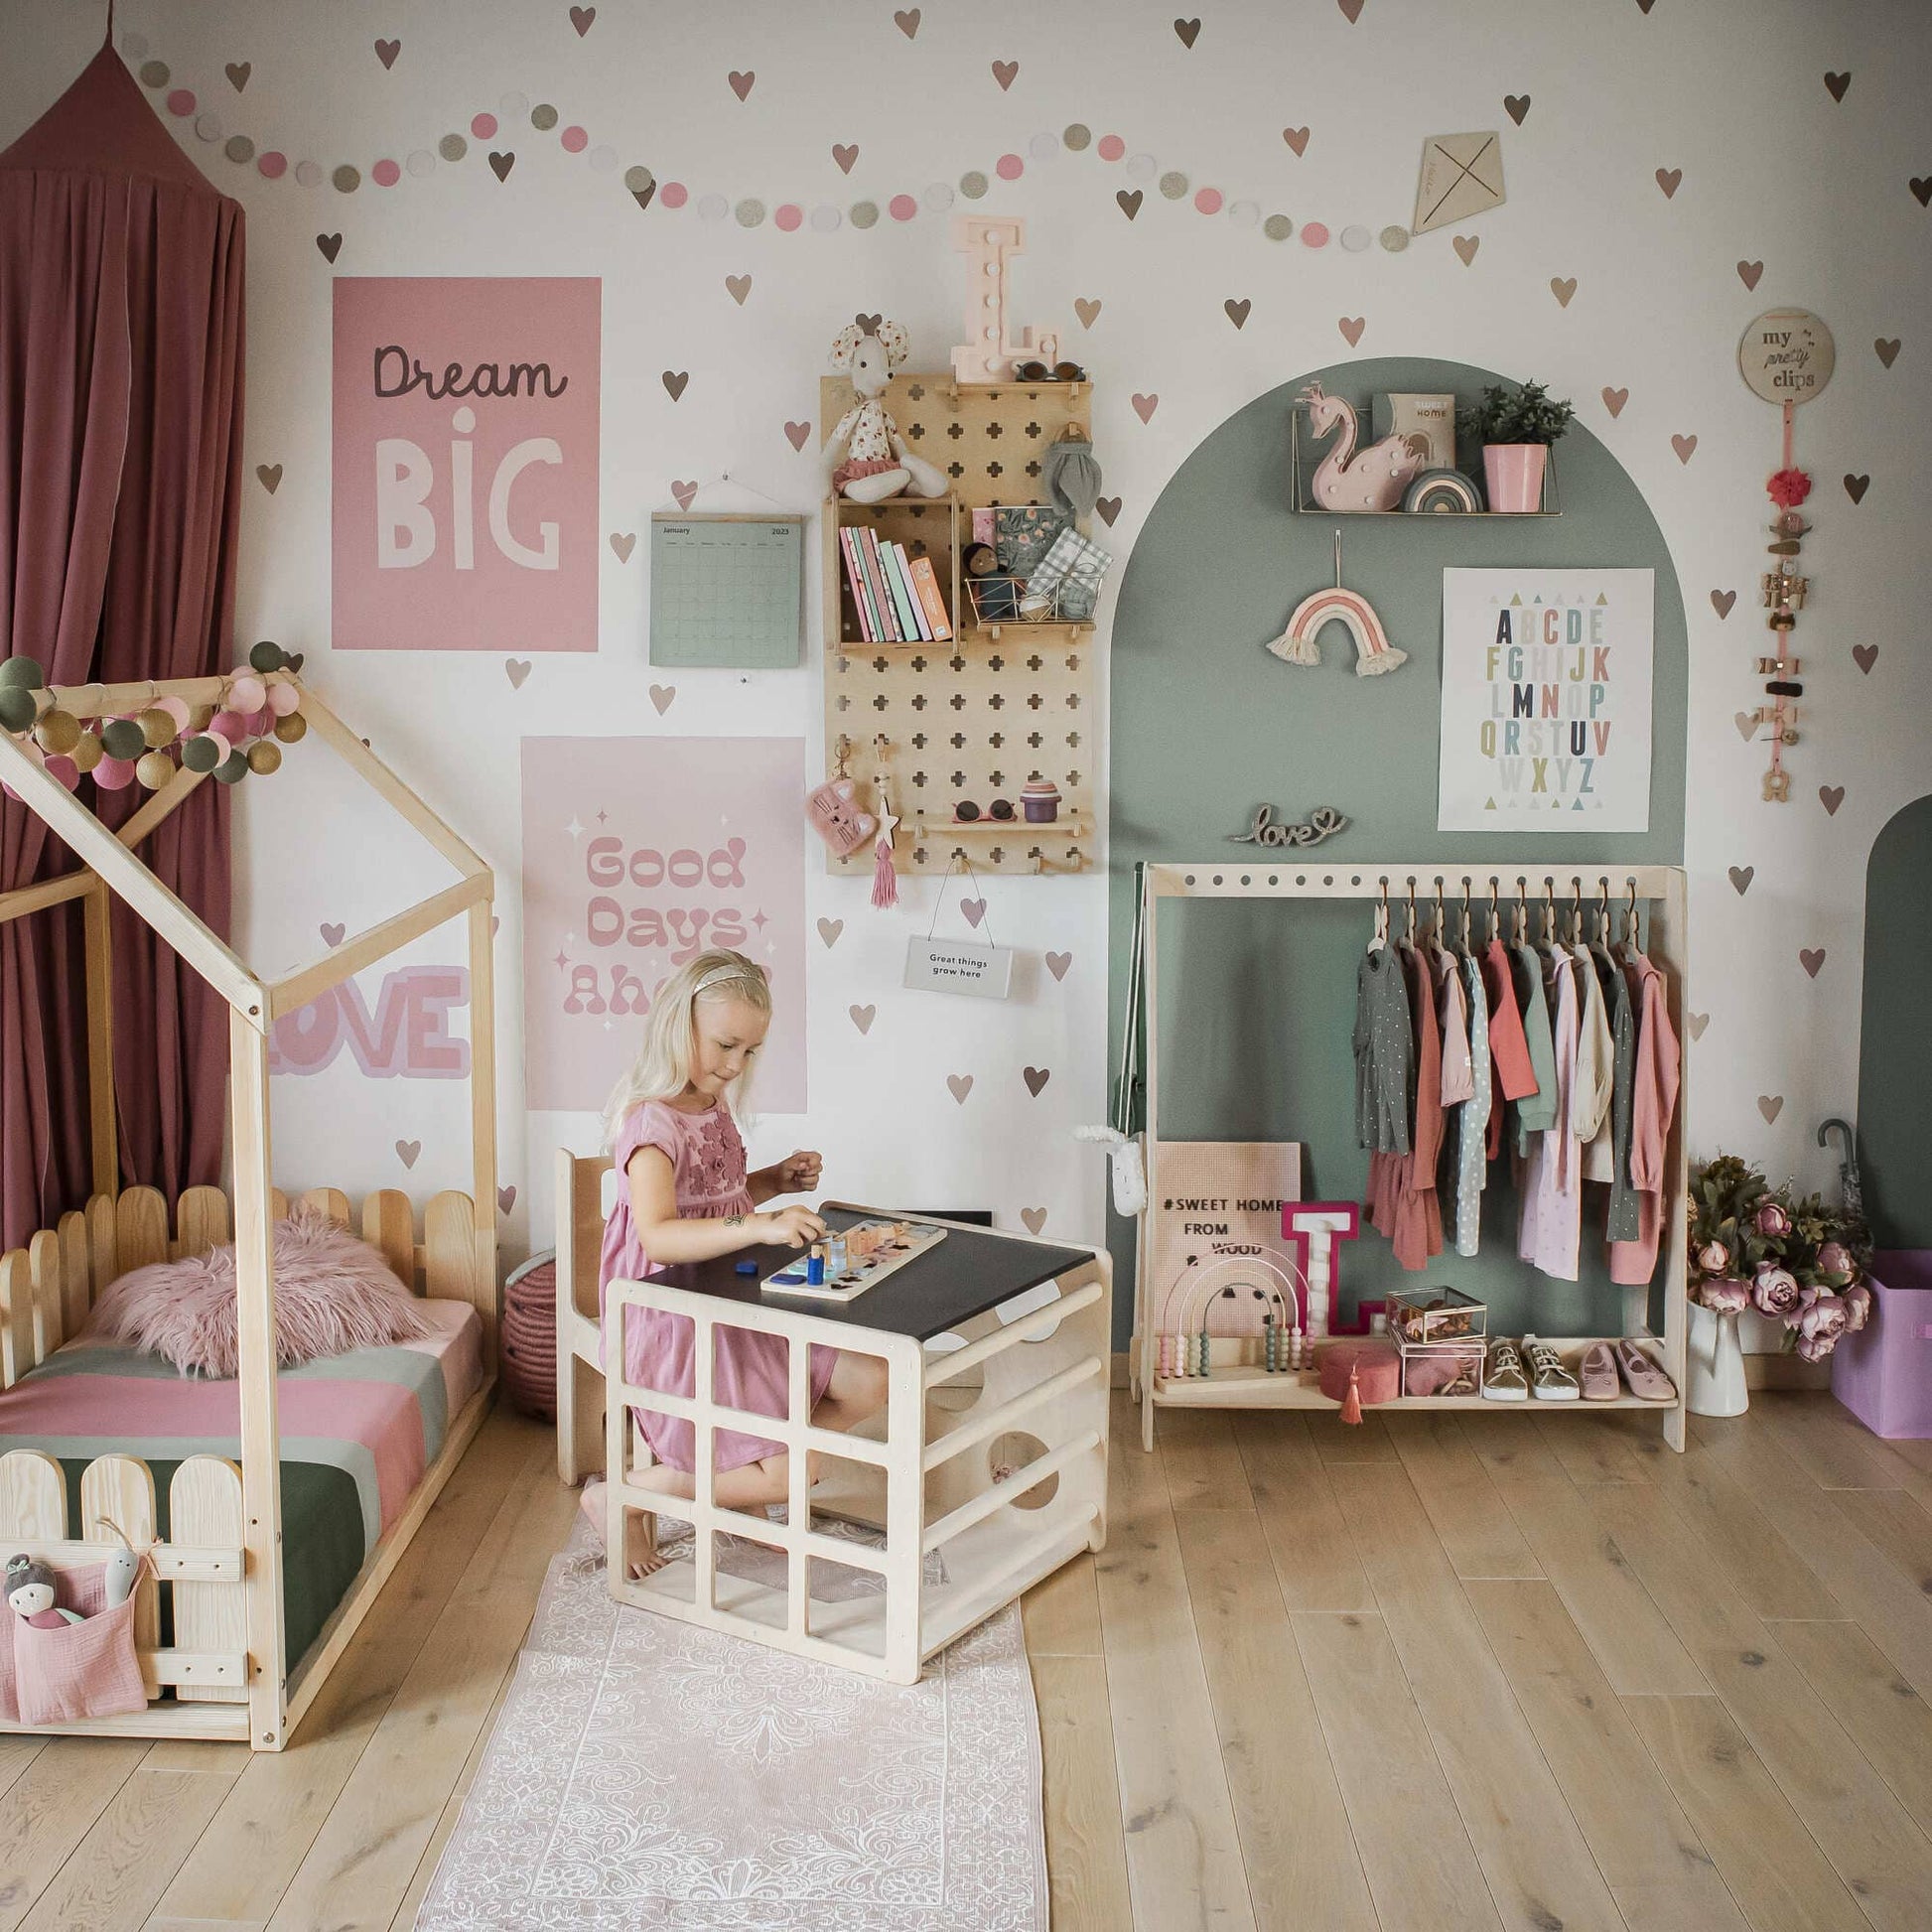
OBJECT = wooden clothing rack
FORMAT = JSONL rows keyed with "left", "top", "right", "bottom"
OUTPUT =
{"left": 1126, "top": 859, "right": 1691, "bottom": 1453}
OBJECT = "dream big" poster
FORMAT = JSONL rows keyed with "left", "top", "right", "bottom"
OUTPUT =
{"left": 1436, "top": 567, "right": 1655, "bottom": 832}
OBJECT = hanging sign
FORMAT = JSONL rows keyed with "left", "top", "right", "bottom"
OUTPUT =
{"left": 1737, "top": 309, "right": 1835, "bottom": 405}
{"left": 1436, "top": 567, "right": 1655, "bottom": 832}
{"left": 903, "top": 858, "right": 1014, "bottom": 999}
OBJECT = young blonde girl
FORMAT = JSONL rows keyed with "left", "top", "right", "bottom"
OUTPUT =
{"left": 582, "top": 948, "right": 888, "bottom": 1575}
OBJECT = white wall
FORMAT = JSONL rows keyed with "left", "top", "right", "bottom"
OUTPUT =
{"left": 4, "top": 0, "right": 1928, "bottom": 1294}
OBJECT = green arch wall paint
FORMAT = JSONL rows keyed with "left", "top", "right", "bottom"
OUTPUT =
{"left": 1106, "top": 356, "right": 1688, "bottom": 1346}
{"left": 1858, "top": 793, "right": 1932, "bottom": 1248}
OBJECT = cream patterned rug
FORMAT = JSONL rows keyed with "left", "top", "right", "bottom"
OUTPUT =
{"left": 416, "top": 1521, "right": 1047, "bottom": 1929}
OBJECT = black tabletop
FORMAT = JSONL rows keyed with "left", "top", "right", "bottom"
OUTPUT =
{"left": 647, "top": 1203, "right": 1096, "bottom": 1341}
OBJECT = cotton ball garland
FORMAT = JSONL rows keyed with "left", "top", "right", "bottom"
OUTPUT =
{"left": 135, "top": 750, "right": 176, "bottom": 790}
{"left": 248, "top": 640, "right": 287, "bottom": 673}
{"left": 34, "top": 710, "right": 80, "bottom": 756}
{"left": 186, "top": 703, "right": 215, "bottom": 732}
{"left": 69, "top": 732, "right": 103, "bottom": 773}
{"left": 246, "top": 740, "right": 282, "bottom": 775}
{"left": 138, "top": 707, "right": 178, "bottom": 748}
{"left": 155, "top": 695, "right": 192, "bottom": 733}
{"left": 266, "top": 682, "right": 301, "bottom": 718}
{"left": 93, "top": 754, "right": 137, "bottom": 790}
{"left": 227, "top": 673, "right": 266, "bottom": 713}
{"left": 0, "top": 655, "right": 45, "bottom": 689}
{"left": 272, "top": 711, "right": 308, "bottom": 744}
{"left": 0, "top": 687, "right": 37, "bottom": 733}
{"left": 180, "top": 733, "right": 224, "bottom": 774}
{"left": 209, "top": 710, "right": 249, "bottom": 745}
{"left": 44, "top": 755, "right": 79, "bottom": 791}
{"left": 100, "top": 717, "right": 147, "bottom": 760}
{"left": 213, "top": 751, "right": 249, "bottom": 785}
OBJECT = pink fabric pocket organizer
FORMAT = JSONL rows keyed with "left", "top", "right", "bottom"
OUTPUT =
{"left": 0, "top": 1559, "right": 148, "bottom": 1726}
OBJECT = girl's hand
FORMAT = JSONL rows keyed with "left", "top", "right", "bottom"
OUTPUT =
{"left": 776, "top": 1150, "right": 822, "bottom": 1194}
{"left": 759, "top": 1205, "right": 826, "bottom": 1249}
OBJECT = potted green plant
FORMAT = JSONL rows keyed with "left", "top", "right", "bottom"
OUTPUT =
{"left": 1457, "top": 379, "right": 1575, "bottom": 512}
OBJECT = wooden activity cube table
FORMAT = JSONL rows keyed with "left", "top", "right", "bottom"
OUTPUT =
{"left": 598, "top": 1203, "right": 1110, "bottom": 1684}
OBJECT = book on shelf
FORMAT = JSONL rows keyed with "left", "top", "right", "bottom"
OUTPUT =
{"left": 907, "top": 554, "right": 953, "bottom": 640}
{"left": 858, "top": 527, "right": 901, "bottom": 640}
{"left": 880, "top": 539, "right": 922, "bottom": 641}
{"left": 839, "top": 526, "right": 879, "bottom": 642}
{"left": 886, "top": 541, "right": 932, "bottom": 642}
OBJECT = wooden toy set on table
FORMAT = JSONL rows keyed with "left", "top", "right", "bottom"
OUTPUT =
{"left": 817, "top": 218, "right": 1106, "bottom": 878}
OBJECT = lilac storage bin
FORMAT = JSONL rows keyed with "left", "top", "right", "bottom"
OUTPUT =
{"left": 1832, "top": 1251, "right": 1932, "bottom": 1439}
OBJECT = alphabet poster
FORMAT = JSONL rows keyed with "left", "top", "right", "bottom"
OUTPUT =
{"left": 520, "top": 737, "right": 807, "bottom": 1114}
{"left": 332, "top": 277, "right": 601, "bottom": 652}
{"left": 1436, "top": 567, "right": 1655, "bottom": 831}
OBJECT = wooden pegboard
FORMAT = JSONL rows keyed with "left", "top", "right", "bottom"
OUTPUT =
{"left": 819, "top": 371, "right": 1100, "bottom": 876}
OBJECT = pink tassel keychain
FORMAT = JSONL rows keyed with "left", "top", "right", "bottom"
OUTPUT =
{"left": 871, "top": 766, "right": 899, "bottom": 909}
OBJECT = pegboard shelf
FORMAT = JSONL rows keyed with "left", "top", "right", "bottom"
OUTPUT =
{"left": 820, "top": 369, "right": 1100, "bottom": 876}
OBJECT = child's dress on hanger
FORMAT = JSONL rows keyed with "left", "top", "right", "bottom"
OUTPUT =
{"left": 1453, "top": 953, "right": 1491, "bottom": 1256}
{"left": 1572, "top": 941, "right": 1615, "bottom": 1177}
{"left": 1510, "top": 941, "right": 1560, "bottom": 1158}
{"left": 1482, "top": 937, "right": 1537, "bottom": 1159}
{"left": 1609, "top": 954, "right": 1681, "bottom": 1285}
{"left": 1519, "top": 951, "right": 1582, "bottom": 1280}
{"left": 1593, "top": 941, "right": 1641, "bottom": 1243}
{"left": 1374, "top": 943, "right": 1444, "bottom": 1269}
{"left": 601, "top": 1100, "right": 839, "bottom": 1472}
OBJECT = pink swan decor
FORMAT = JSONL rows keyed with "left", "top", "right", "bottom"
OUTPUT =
{"left": 1266, "top": 531, "right": 1407, "bottom": 675}
{"left": 1300, "top": 381, "right": 1428, "bottom": 512}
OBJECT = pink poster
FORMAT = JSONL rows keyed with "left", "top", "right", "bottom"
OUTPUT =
{"left": 521, "top": 738, "right": 808, "bottom": 1114}
{"left": 332, "top": 277, "right": 601, "bottom": 652}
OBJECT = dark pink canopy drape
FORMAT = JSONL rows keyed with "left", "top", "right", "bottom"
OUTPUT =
{"left": 0, "top": 35, "right": 244, "bottom": 1249}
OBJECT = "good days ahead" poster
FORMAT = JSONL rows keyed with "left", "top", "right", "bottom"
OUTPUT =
{"left": 1436, "top": 567, "right": 1655, "bottom": 832}
{"left": 332, "top": 277, "right": 601, "bottom": 652}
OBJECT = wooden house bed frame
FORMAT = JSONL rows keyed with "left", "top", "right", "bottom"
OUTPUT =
{"left": 0, "top": 673, "right": 497, "bottom": 1750}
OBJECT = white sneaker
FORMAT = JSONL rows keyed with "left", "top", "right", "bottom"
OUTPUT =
{"left": 1483, "top": 1337, "right": 1529, "bottom": 1401}
{"left": 1523, "top": 1334, "right": 1580, "bottom": 1402}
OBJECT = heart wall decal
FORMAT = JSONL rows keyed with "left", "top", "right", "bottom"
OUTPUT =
{"left": 320, "top": 921, "right": 345, "bottom": 947}
{"left": 671, "top": 480, "right": 698, "bottom": 510}
{"left": 648, "top": 684, "right": 676, "bottom": 715}
{"left": 1672, "top": 433, "right": 1698, "bottom": 464}
{"left": 1117, "top": 189, "right": 1143, "bottom": 220}
{"left": 487, "top": 151, "right": 515, "bottom": 183}
{"left": 498, "top": 1184, "right": 518, "bottom": 1213}
{"left": 991, "top": 59, "right": 1018, "bottom": 90}
{"left": 1225, "top": 298, "right": 1252, "bottom": 329}
{"left": 1711, "top": 589, "right": 1735, "bottom": 619}
{"left": 1737, "top": 260, "right": 1764, "bottom": 290}
{"left": 1550, "top": 276, "right": 1578, "bottom": 307}
{"left": 817, "top": 917, "right": 844, "bottom": 948}
{"left": 1337, "top": 317, "right": 1366, "bottom": 346}
{"left": 662, "top": 370, "right": 689, "bottom": 401}
{"left": 256, "top": 463, "right": 283, "bottom": 493}
{"left": 725, "top": 274, "right": 752, "bottom": 304}
{"left": 1853, "top": 642, "right": 1878, "bottom": 674}
{"left": 316, "top": 233, "right": 344, "bottom": 264}
{"left": 1655, "top": 166, "right": 1682, "bottom": 199}
{"left": 505, "top": 658, "right": 532, "bottom": 689}
{"left": 728, "top": 69, "right": 756, "bottom": 100}
{"left": 1686, "top": 1012, "right": 1711, "bottom": 1040}
{"left": 1601, "top": 386, "right": 1628, "bottom": 416}
{"left": 1074, "top": 297, "right": 1102, "bottom": 329}
{"left": 1021, "top": 1207, "right": 1049, "bottom": 1234}
{"left": 374, "top": 38, "right": 401, "bottom": 69}
{"left": 609, "top": 531, "right": 636, "bottom": 562}
{"left": 1453, "top": 235, "right": 1480, "bottom": 266}
{"left": 1758, "top": 1094, "right": 1784, "bottom": 1123}
{"left": 849, "top": 1004, "right": 876, "bottom": 1035}
{"left": 783, "top": 420, "right": 812, "bottom": 451}
{"left": 895, "top": 9, "right": 921, "bottom": 38}
{"left": 225, "top": 61, "right": 251, "bottom": 90}
{"left": 947, "top": 1073, "right": 974, "bottom": 1105}
{"left": 1044, "top": 951, "right": 1073, "bottom": 980}
{"left": 1875, "top": 338, "right": 1901, "bottom": 368}
{"left": 1023, "top": 1065, "right": 1051, "bottom": 1097}
{"left": 1819, "top": 784, "right": 1845, "bottom": 816}
{"left": 1799, "top": 947, "right": 1827, "bottom": 978}
{"left": 570, "top": 6, "right": 597, "bottom": 36}
{"left": 396, "top": 1138, "right": 422, "bottom": 1168}
{"left": 1728, "top": 865, "right": 1754, "bottom": 896}
{"left": 1174, "top": 18, "right": 1201, "bottom": 48}
{"left": 1844, "top": 474, "right": 1869, "bottom": 503}
{"left": 1132, "top": 392, "right": 1159, "bottom": 423}
{"left": 1504, "top": 93, "right": 1531, "bottom": 124}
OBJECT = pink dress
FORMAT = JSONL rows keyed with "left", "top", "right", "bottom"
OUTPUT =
{"left": 600, "top": 1100, "right": 838, "bottom": 1472}
{"left": 1609, "top": 956, "right": 1681, "bottom": 1287}
{"left": 1518, "top": 951, "right": 1582, "bottom": 1280}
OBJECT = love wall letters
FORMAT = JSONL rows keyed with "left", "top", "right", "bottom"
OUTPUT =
{"left": 333, "top": 277, "right": 602, "bottom": 651}
{"left": 520, "top": 737, "right": 807, "bottom": 1112}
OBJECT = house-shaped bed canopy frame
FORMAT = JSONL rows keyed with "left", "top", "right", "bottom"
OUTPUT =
{"left": 0, "top": 671, "right": 496, "bottom": 1749}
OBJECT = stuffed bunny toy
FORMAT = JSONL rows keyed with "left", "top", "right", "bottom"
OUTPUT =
{"left": 824, "top": 319, "right": 948, "bottom": 502}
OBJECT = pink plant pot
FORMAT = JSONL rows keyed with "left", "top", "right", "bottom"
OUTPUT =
{"left": 1483, "top": 443, "right": 1549, "bottom": 513}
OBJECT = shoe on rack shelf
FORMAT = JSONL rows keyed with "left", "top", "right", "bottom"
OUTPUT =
{"left": 1615, "top": 1337, "right": 1677, "bottom": 1402}
{"left": 1579, "top": 1341, "right": 1619, "bottom": 1401}
{"left": 1483, "top": 1336, "right": 1529, "bottom": 1402}
{"left": 1523, "top": 1335, "right": 1580, "bottom": 1402}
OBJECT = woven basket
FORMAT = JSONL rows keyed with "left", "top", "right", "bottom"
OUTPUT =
{"left": 502, "top": 1252, "right": 557, "bottom": 1421}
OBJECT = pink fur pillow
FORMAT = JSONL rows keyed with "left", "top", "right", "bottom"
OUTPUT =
{"left": 88, "top": 1203, "right": 436, "bottom": 1377}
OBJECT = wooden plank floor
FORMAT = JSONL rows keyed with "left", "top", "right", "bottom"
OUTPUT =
{"left": 9, "top": 1392, "right": 1932, "bottom": 1931}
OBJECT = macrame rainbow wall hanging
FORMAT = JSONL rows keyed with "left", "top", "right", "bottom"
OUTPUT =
{"left": 1265, "top": 530, "right": 1406, "bottom": 675}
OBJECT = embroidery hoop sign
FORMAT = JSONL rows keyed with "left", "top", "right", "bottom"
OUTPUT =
{"left": 903, "top": 855, "right": 1014, "bottom": 999}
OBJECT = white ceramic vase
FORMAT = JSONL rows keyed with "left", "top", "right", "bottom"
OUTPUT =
{"left": 1687, "top": 1303, "right": 1749, "bottom": 1417}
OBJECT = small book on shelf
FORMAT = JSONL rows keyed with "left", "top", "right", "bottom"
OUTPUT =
{"left": 908, "top": 553, "right": 953, "bottom": 640}
{"left": 839, "top": 526, "right": 878, "bottom": 642}
{"left": 881, "top": 540, "right": 923, "bottom": 641}
{"left": 859, "top": 528, "right": 901, "bottom": 640}
{"left": 887, "top": 542, "right": 932, "bottom": 642}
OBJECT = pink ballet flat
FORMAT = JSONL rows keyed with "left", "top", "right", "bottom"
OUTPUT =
{"left": 1579, "top": 1342, "right": 1619, "bottom": 1401}
{"left": 1615, "top": 1338, "right": 1676, "bottom": 1402}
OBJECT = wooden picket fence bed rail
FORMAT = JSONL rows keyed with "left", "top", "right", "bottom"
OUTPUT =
{"left": 0, "top": 1180, "right": 493, "bottom": 1744}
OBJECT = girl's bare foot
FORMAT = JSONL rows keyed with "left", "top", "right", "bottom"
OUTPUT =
{"left": 578, "top": 1476, "right": 672, "bottom": 1581}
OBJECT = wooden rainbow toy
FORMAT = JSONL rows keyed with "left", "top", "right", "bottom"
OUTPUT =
{"left": 1265, "top": 531, "right": 1407, "bottom": 676}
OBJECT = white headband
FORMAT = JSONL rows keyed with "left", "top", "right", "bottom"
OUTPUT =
{"left": 695, "top": 962, "right": 764, "bottom": 996}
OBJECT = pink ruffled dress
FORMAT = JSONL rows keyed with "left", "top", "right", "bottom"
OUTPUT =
{"left": 600, "top": 1100, "right": 837, "bottom": 1472}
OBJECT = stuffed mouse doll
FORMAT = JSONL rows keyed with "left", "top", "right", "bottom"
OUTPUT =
{"left": 824, "top": 319, "right": 948, "bottom": 502}
{"left": 6, "top": 1554, "right": 84, "bottom": 1628}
